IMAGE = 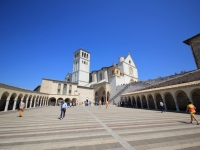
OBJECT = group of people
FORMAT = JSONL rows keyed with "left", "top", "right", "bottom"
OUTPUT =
{"left": 17, "top": 100, "right": 199, "bottom": 125}
{"left": 98, "top": 100, "right": 109, "bottom": 109}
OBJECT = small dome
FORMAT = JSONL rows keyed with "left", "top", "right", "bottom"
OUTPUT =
{"left": 119, "top": 57, "right": 124, "bottom": 62}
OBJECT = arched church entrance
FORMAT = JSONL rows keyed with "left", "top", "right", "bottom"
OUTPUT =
{"left": 0, "top": 92, "right": 9, "bottom": 111}
{"left": 49, "top": 97, "right": 56, "bottom": 106}
{"left": 164, "top": 93, "right": 176, "bottom": 111}
{"left": 97, "top": 87, "right": 106, "bottom": 105}
{"left": 176, "top": 91, "right": 189, "bottom": 111}
{"left": 191, "top": 89, "right": 200, "bottom": 112}
{"left": 148, "top": 95, "right": 155, "bottom": 109}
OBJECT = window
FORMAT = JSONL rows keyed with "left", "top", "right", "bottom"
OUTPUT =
{"left": 100, "top": 73, "right": 102, "bottom": 80}
{"left": 87, "top": 54, "right": 88, "bottom": 59}
{"left": 112, "top": 70, "right": 114, "bottom": 74}
{"left": 57, "top": 83, "right": 61, "bottom": 94}
{"left": 69, "top": 85, "right": 72, "bottom": 95}
{"left": 129, "top": 60, "right": 131, "bottom": 64}
{"left": 63, "top": 84, "right": 67, "bottom": 95}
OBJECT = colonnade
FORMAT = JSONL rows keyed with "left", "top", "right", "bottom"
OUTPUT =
{"left": 121, "top": 82, "right": 200, "bottom": 112}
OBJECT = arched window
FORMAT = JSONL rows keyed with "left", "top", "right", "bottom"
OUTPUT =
{"left": 69, "top": 85, "right": 72, "bottom": 95}
{"left": 57, "top": 83, "right": 61, "bottom": 94}
{"left": 82, "top": 52, "right": 84, "bottom": 57}
{"left": 84, "top": 53, "right": 86, "bottom": 58}
{"left": 63, "top": 84, "right": 67, "bottom": 95}
{"left": 87, "top": 54, "right": 88, "bottom": 59}
{"left": 100, "top": 73, "right": 102, "bottom": 80}
{"left": 129, "top": 60, "right": 131, "bottom": 64}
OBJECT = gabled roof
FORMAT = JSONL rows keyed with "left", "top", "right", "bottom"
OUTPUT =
{"left": 183, "top": 33, "right": 200, "bottom": 45}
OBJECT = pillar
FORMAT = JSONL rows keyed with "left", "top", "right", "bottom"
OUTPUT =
{"left": 140, "top": 98, "right": 143, "bottom": 108}
{"left": 172, "top": 95, "right": 180, "bottom": 112}
{"left": 29, "top": 97, "right": 33, "bottom": 108}
{"left": 92, "top": 72, "right": 97, "bottom": 83}
{"left": 146, "top": 96, "right": 150, "bottom": 109}
{"left": 13, "top": 99, "right": 17, "bottom": 110}
{"left": 161, "top": 95, "right": 167, "bottom": 111}
{"left": 153, "top": 96, "right": 157, "bottom": 110}
{"left": 34, "top": 98, "right": 37, "bottom": 108}
{"left": 25, "top": 97, "right": 29, "bottom": 109}
{"left": 4, "top": 99, "right": 10, "bottom": 111}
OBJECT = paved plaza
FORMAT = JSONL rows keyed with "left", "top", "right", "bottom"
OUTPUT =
{"left": 0, "top": 106, "right": 200, "bottom": 150}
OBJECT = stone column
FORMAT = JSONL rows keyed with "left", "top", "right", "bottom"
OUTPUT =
{"left": 161, "top": 95, "right": 167, "bottom": 111}
{"left": 13, "top": 99, "right": 17, "bottom": 110}
{"left": 4, "top": 99, "right": 10, "bottom": 111}
{"left": 29, "top": 97, "right": 33, "bottom": 108}
{"left": 153, "top": 96, "right": 157, "bottom": 110}
{"left": 40, "top": 98, "right": 42, "bottom": 107}
{"left": 172, "top": 95, "right": 180, "bottom": 112}
{"left": 34, "top": 98, "right": 37, "bottom": 108}
{"left": 146, "top": 97, "right": 150, "bottom": 109}
{"left": 104, "top": 69, "right": 108, "bottom": 82}
{"left": 25, "top": 98, "right": 29, "bottom": 109}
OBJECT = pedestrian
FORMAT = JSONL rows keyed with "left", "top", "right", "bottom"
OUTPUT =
{"left": 186, "top": 101, "right": 199, "bottom": 125}
{"left": 36, "top": 101, "right": 39, "bottom": 108}
{"left": 59, "top": 101, "right": 67, "bottom": 120}
{"left": 106, "top": 101, "right": 109, "bottom": 109}
{"left": 99, "top": 100, "right": 102, "bottom": 108}
{"left": 19, "top": 101, "right": 25, "bottom": 117}
{"left": 160, "top": 101, "right": 165, "bottom": 113}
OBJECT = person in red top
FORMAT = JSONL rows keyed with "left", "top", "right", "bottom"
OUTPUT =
{"left": 186, "top": 101, "right": 199, "bottom": 125}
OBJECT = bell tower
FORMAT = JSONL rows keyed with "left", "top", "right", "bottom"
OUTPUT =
{"left": 72, "top": 48, "right": 90, "bottom": 86}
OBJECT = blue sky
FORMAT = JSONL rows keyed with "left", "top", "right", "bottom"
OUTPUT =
{"left": 0, "top": 0, "right": 200, "bottom": 90}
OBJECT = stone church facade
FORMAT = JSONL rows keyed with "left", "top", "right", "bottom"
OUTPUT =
{"left": 65, "top": 49, "right": 138, "bottom": 104}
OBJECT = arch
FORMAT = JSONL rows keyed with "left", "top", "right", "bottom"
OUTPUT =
{"left": 57, "top": 97, "right": 64, "bottom": 106}
{"left": 164, "top": 92, "right": 176, "bottom": 111}
{"left": 191, "top": 88, "right": 200, "bottom": 112}
{"left": 8, "top": 93, "right": 17, "bottom": 110}
{"left": 72, "top": 98, "right": 77, "bottom": 106}
{"left": 49, "top": 97, "right": 56, "bottom": 106}
{"left": 16, "top": 94, "right": 23, "bottom": 110}
{"left": 176, "top": 90, "right": 189, "bottom": 111}
{"left": 155, "top": 93, "right": 163, "bottom": 110}
{"left": 141, "top": 95, "right": 147, "bottom": 108}
{"left": 97, "top": 87, "right": 106, "bottom": 105}
{"left": 27, "top": 95, "right": 32, "bottom": 108}
{"left": 0, "top": 91, "right": 9, "bottom": 111}
{"left": 136, "top": 96, "right": 141, "bottom": 108}
{"left": 65, "top": 98, "right": 71, "bottom": 107}
{"left": 147, "top": 94, "right": 155, "bottom": 109}
{"left": 132, "top": 96, "right": 136, "bottom": 107}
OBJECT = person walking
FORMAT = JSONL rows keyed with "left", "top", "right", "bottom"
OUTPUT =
{"left": 99, "top": 100, "right": 102, "bottom": 108}
{"left": 59, "top": 101, "right": 67, "bottom": 120}
{"left": 19, "top": 101, "right": 25, "bottom": 117}
{"left": 106, "top": 101, "right": 109, "bottom": 109}
{"left": 160, "top": 101, "right": 165, "bottom": 113}
{"left": 186, "top": 101, "right": 199, "bottom": 125}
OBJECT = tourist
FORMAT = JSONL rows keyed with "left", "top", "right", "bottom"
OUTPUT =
{"left": 19, "top": 101, "right": 25, "bottom": 117}
{"left": 36, "top": 101, "right": 39, "bottom": 108}
{"left": 99, "top": 100, "right": 102, "bottom": 108}
{"left": 186, "top": 101, "right": 199, "bottom": 125}
{"left": 59, "top": 101, "right": 67, "bottom": 120}
{"left": 106, "top": 101, "right": 109, "bottom": 109}
{"left": 160, "top": 101, "right": 165, "bottom": 113}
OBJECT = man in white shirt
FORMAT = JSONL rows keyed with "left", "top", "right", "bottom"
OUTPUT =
{"left": 59, "top": 101, "right": 67, "bottom": 120}
{"left": 19, "top": 101, "right": 25, "bottom": 117}
{"left": 160, "top": 101, "right": 165, "bottom": 113}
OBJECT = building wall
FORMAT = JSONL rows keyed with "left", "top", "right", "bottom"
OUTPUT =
{"left": 77, "top": 86, "right": 94, "bottom": 105}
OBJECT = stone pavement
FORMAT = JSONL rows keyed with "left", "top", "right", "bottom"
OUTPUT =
{"left": 0, "top": 106, "right": 200, "bottom": 150}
